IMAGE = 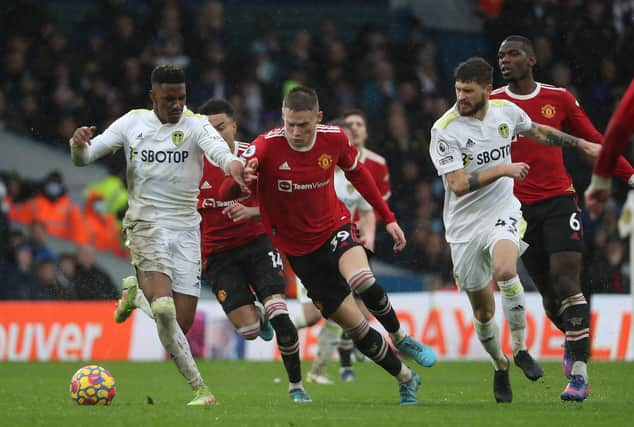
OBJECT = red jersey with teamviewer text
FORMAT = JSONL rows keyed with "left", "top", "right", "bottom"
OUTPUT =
{"left": 244, "top": 125, "right": 364, "bottom": 256}
{"left": 490, "top": 83, "right": 603, "bottom": 205}
{"left": 198, "top": 141, "right": 265, "bottom": 255}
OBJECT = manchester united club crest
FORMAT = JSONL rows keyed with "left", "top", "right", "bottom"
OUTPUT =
{"left": 171, "top": 130, "right": 185, "bottom": 146}
{"left": 498, "top": 123, "right": 510, "bottom": 139}
{"left": 317, "top": 153, "right": 333, "bottom": 169}
{"left": 541, "top": 104, "right": 556, "bottom": 119}
{"left": 217, "top": 290, "right": 227, "bottom": 302}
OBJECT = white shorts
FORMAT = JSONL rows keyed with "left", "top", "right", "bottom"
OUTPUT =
{"left": 296, "top": 275, "right": 312, "bottom": 304}
{"left": 450, "top": 208, "right": 527, "bottom": 292}
{"left": 126, "top": 223, "right": 202, "bottom": 298}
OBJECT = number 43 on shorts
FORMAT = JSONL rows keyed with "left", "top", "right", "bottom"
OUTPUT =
{"left": 495, "top": 216, "right": 519, "bottom": 235}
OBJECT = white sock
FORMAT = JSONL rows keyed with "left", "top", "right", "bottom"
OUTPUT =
{"left": 571, "top": 361, "right": 588, "bottom": 382}
{"left": 288, "top": 381, "right": 304, "bottom": 391}
{"left": 291, "top": 307, "right": 308, "bottom": 329}
{"left": 498, "top": 275, "right": 527, "bottom": 355}
{"left": 389, "top": 327, "right": 407, "bottom": 345}
{"left": 310, "top": 319, "right": 342, "bottom": 374}
{"left": 152, "top": 297, "right": 205, "bottom": 390}
{"left": 474, "top": 317, "right": 506, "bottom": 370}
{"left": 395, "top": 364, "right": 413, "bottom": 383}
{"left": 134, "top": 287, "right": 154, "bottom": 319}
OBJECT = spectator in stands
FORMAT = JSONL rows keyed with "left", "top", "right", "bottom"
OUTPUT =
{"left": 2, "top": 171, "right": 36, "bottom": 206}
{"left": 188, "top": 0, "right": 227, "bottom": 58}
{"left": 361, "top": 60, "right": 396, "bottom": 120}
{"left": 153, "top": 35, "right": 191, "bottom": 69}
{"left": 72, "top": 244, "right": 118, "bottom": 300}
{"left": 567, "top": 0, "right": 617, "bottom": 87}
{"left": 413, "top": 41, "right": 443, "bottom": 97}
{"left": 382, "top": 102, "right": 428, "bottom": 168}
{"left": 111, "top": 14, "right": 146, "bottom": 68}
{"left": 9, "top": 170, "right": 88, "bottom": 244}
{"left": 28, "top": 221, "right": 57, "bottom": 264}
{"left": 83, "top": 191, "right": 126, "bottom": 256}
{"left": 1, "top": 243, "right": 39, "bottom": 300}
{"left": 83, "top": 160, "right": 128, "bottom": 221}
{"left": 57, "top": 252, "right": 78, "bottom": 291}
{"left": 32, "top": 252, "right": 75, "bottom": 299}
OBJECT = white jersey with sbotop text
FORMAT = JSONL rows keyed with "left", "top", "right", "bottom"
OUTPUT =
{"left": 334, "top": 167, "right": 372, "bottom": 217}
{"left": 70, "top": 108, "right": 238, "bottom": 230}
{"left": 429, "top": 100, "right": 532, "bottom": 243}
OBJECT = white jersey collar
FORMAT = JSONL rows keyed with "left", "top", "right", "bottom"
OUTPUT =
{"left": 503, "top": 83, "right": 542, "bottom": 100}
{"left": 284, "top": 129, "right": 317, "bottom": 152}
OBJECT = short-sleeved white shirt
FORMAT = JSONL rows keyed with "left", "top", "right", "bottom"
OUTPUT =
{"left": 71, "top": 109, "right": 238, "bottom": 230}
{"left": 429, "top": 100, "right": 532, "bottom": 243}
{"left": 334, "top": 168, "right": 372, "bottom": 217}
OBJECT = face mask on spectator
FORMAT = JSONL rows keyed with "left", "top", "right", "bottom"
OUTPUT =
{"left": 93, "top": 200, "right": 106, "bottom": 215}
{"left": 44, "top": 182, "right": 63, "bottom": 199}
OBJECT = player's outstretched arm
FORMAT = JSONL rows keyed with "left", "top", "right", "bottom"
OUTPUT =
{"left": 521, "top": 123, "right": 600, "bottom": 157}
{"left": 445, "top": 163, "right": 529, "bottom": 197}
{"left": 69, "top": 125, "right": 117, "bottom": 166}
{"left": 226, "top": 160, "right": 249, "bottom": 194}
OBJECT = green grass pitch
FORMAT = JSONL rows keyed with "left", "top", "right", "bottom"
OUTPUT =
{"left": 1, "top": 360, "right": 633, "bottom": 426}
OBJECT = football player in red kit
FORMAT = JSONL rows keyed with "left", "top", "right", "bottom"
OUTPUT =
{"left": 585, "top": 78, "right": 634, "bottom": 213}
{"left": 492, "top": 35, "right": 634, "bottom": 401}
{"left": 241, "top": 86, "right": 435, "bottom": 405}
{"left": 197, "top": 98, "right": 310, "bottom": 403}
{"left": 343, "top": 109, "right": 392, "bottom": 221}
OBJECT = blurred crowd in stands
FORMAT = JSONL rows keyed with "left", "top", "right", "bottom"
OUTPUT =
{"left": 1, "top": 0, "right": 632, "bottom": 299}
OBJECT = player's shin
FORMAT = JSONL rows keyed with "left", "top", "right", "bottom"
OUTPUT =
{"left": 311, "top": 319, "right": 342, "bottom": 375}
{"left": 474, "top": 317, "right": 506, "bottom": 370}
{"left": 349, "top": 269, "right": 404, "bottom": 340}
{"left": 338, "top": 331, "right": 354, "bottom": 368}
{"left": 134, "top": 286, "right": 154, "bottom": 319}
{"left": 151, "top": 297, "right": 205, "bottom": 390}
{"left": 559, "top": 293, "right": 590, "bottom": 380}
{"left": 345, "top": 318, "right": 403, "bottom": 378}
{"left": 266, "top": 297, "right": 302, "bottom": 385}
{"left": 498, "top": 276, "right": 527, "bottom": 354}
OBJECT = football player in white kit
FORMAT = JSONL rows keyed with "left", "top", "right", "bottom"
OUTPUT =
{"left": 69, "top": 65, "right": 246, "bottom": 406}
{"left": 429, "top": 57, "right": 597, "bottom": 403}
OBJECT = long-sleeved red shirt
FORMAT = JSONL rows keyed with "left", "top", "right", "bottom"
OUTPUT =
{"left": 594, "top": 79, "right": 634, "bottom": 178}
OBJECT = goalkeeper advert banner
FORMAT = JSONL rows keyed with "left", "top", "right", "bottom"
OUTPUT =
{"left": 0, "top": 293, "right": 631, "bottom": 361}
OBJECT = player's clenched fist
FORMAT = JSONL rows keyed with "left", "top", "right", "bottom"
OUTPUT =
{"left": 70, "top": 126, "right": 97, "bottom": 146}
{"left": 507, "top": 162, "right": 530, "bottom": 180}
{"left": 386, "top": 222, "right": 407, "bottom": 252}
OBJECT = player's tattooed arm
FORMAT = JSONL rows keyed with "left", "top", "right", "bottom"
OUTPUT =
{"left": 446, "top": 163, "right": 528, "bottom": 197}
{"left": 467, "top": 172, "right": 481, "bottom": 192}
{"left": 522, "top": 123, "right": 580, "bottom": 147}
{"left": 522, "top": 123, "right": 600, "bottom": 157}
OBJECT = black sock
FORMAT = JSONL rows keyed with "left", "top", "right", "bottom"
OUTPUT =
{"left": 560, "top": 303, "right": 590, "bottom": 364}
{"left": 338, "top": 331, "right": 353, "bottom": 368}
{"left": 354, "top": 327, "right": 401, "bottom": 376}
{"left": 270, "top": 314, "right": 301, "bottom": 384}
{"left": 357, "top": 283, "right": 400, "bottom": 333}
